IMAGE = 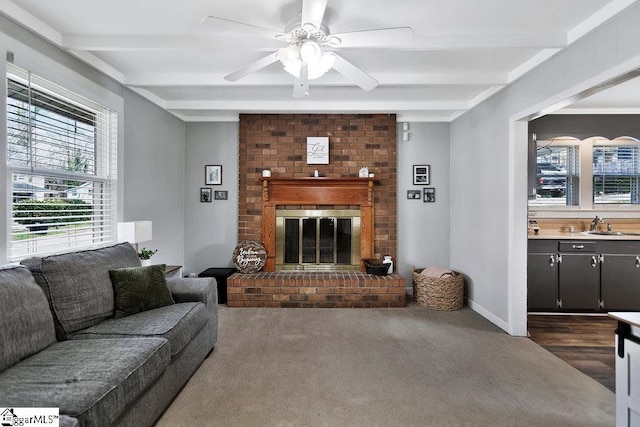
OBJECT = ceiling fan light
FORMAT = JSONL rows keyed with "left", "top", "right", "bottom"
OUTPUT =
{"left": 300, "top": 40, "right": 322, "bottom": 63}
{"left": 283, "top": 60, "right": 302, "bottom": 78}
{"left": 278, "top": 45, "right": 300, "bottom": 64}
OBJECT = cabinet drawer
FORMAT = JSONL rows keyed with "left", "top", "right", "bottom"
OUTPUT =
{"left": 559, "top": 241, "right": 596, "bottom": 252}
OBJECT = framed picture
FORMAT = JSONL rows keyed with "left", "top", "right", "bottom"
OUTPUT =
{"left": 423, "top": 187, "right": 436, "bottom": 203}
{"left": 407, "top": 190, "right": 421, "bottom": 199}
{"left": 413, "top": 165, "right": 430, "bottom": 185}
{"left": 306, "top": 136, "right": 329, "bottom": 164}
{"left": 214, "top": 190, "right": 228, "bottom": 200}
{"left": 200, "top": 187, "right": 212, "bottom": 203}
{"left": 205, "top": 165, "right": 222, "bottom": 185}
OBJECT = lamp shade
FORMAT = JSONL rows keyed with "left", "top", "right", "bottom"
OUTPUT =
{"left": 117, "top": 221, "right": 152, "bottom": 244}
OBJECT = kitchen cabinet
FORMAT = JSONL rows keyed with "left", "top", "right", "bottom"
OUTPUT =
{"left": 527, "top": 240, "right": 558, "bottom": 310}
{"left": 601, "top": 241, "right": 640, "bottom": 311}
{"left": 528, "top": 239, "right": 640, "bottom": 312}
{"left": 557, "top": 252, "right": 600, "bottom": 310}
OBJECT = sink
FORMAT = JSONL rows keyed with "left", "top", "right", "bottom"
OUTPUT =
{"left": 585, "top": 230, "right": 640, "bottom": 236}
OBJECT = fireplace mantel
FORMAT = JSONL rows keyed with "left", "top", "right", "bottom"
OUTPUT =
{"left": 260, "top": 177, "right": 376, "bottom": 271}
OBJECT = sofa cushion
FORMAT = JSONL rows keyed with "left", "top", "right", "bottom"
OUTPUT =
{"left": 21, "top": 243, "right": 140, "bottom": 341}
{"left": 0, "top": 337, "right": 169, "bottom": 426}
{"left": 72, "top": 302, "right": 208, "bottom": 357}
{"left": 0, "top": 265, "right": 56, "bottom": 373}
{"left": 109, "top": 264, "right": 174, "bottom": 318}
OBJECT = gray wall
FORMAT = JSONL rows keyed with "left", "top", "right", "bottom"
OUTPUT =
{"left": 121, "top": 89, "right": 186, "bottom": 267}
{"left": 0, "top": 15, "right": 186, "bottom": 266}
{"left": 183, "top": 122, "right": 239, "bottom": 276}
{"left": 397, "top": 123, "right": 451, "bottom": 284}
{"left": 450, "top": 2, "right": 640, "bottom": 335}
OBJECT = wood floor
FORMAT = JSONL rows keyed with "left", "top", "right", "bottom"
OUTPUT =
{"left": 527, "top": 314, "right": 617, "bottom": 392}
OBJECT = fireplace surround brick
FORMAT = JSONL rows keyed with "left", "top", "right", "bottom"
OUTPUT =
{"left": 236, "top": 113, "right": 404, "bottom": 308}
{"left": 227, "top": 272, "right": 406, "bottom": 308}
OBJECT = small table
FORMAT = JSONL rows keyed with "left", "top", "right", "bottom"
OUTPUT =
{"left": 198, "top": 268, "right": 237, "bottom": 304}
{"left": 164, "top": 265, "right": 182, "bottom": 277}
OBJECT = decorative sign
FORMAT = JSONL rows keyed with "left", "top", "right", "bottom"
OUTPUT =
{"left": 306, "top": 137, "right": 329, "bottom": 164}
{"left": 232, "top": 241, "right": 267, "bottom": 273}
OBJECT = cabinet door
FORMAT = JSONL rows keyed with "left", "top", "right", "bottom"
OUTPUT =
{"left": 558, "top": 253, "right": 600, "bottom": 311}
{"left": 601, "top": 254, "right": 640, "bottom": 311}
{"left": 527, "top": 253, "right": 558, "bottom": 310}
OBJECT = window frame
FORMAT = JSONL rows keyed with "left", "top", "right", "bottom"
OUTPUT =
{"left": 6, "top": 64, "right": 119, "bottom": 261}
{"left": 529, "top": 136, "right": 640, "bottom": 214}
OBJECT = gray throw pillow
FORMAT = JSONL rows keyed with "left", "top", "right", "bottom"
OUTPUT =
{"left": 109, "top": 264, "right": 174, "bottom": 318}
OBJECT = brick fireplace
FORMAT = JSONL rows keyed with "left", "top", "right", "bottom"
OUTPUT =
{"left": 228, "top": 113, "right": 405, "bottom": 307}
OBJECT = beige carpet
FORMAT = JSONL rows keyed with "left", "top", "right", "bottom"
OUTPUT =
{"left": 157, "top": 305, "right": 615, "bottom": 426}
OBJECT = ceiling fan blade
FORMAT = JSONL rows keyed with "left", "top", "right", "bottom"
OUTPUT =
{"left": 331, "top": 27, "right": 414, "bottom": 48}
{"left": 301, "top": 0, "right": 328, "bottom": 31}
{"left": 224, "top": 52, "right": 280, "bottom": 82}
{"left": 293, "top": 63, "right": 310, "bottom": 98}
{"left": 201, "top": 16, "right": 285, "bottom": 40}
{"left": 332, "top": 54, "right": 378, "bottom": 91}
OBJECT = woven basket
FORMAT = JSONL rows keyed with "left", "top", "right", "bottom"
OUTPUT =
{"left": 412, "top": 268, "right": 464, "bottom": 311}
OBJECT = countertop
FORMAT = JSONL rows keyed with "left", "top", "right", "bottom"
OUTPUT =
{"left": 609, "top": 312, "right": 640, "bottom": 328}
{"left": 529, "top": 230, "right": 640, "bottom": 241}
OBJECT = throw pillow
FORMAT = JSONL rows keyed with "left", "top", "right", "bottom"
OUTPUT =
{"left": 109, "top": 264, "right": 174, "bottom": 318}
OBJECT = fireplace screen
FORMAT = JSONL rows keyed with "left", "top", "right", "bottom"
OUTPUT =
{"left": 276, "top": 209, "right": 361, "bottom": 271}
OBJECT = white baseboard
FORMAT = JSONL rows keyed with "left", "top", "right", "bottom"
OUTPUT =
{"left": 466, "top": 298, "right": 510, "bottom": 333}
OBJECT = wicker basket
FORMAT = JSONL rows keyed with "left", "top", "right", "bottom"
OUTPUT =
{"left": 412, "top": 268, "right": 464, "bottom": 311}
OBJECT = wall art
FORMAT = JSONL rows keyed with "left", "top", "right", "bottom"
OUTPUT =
{"left": 306, "top": 137, "right": 329, "bottom": 164}
{"left": 423, "top": 187, "right": 435, "bottom": 203}
{"left": 205, "top": 165, "right": 222, "bottom": 185}
{"left": 200, "top": 187, "right": 212, "bottom": 203}
{"left": 413, "top": 165, "right": 430, "bottom": 185}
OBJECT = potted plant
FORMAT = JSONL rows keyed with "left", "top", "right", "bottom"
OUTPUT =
{"left": 138, "top": 247, "right": 157, "bottom": 266}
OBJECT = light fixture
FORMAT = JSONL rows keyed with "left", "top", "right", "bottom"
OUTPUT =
{"left": 277, "top": 41, "right": 336, "bottom": 80}
{"left": 117, "top": 221, "right": 152, "bottom": 252}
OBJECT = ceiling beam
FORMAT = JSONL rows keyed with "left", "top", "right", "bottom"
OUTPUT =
{"left": 123, "top": 72, "right": 509, "bottom": 86}
{"left": 61, "top": 32, "right": 567, "bottom": 52}
{"left": 162, "top": 99, "right": 470, "bottom": 111}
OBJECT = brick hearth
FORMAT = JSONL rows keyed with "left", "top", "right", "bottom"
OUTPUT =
{"left": 227, "top": 272, "right": 406, "bottom": 308}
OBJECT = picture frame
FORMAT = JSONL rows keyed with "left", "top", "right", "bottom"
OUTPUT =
{"left": 413, "top": 165, "right": 430, "bottom": 185}
{"left": 407, "top": 190, "right": 421, "bottom": 199}
{"left": 205, "top": 165, "right": 222, "bottom": 185}
{"left": 200, "top": 187, "right": 212, "bottom": 203}
{"left": 214, "top": 190, "right": 228, "bottom": 200}
{"left": 306, "top": 136, "right": 329, "bottom": 164}
{"left": 423, "top": 187, "right": 436, "bottom": 203}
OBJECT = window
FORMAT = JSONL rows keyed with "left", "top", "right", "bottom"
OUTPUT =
{"left": 593, "top": 142, "right": 640, "bottom": 205}
{"left": 529, "top": 136, "right": 640, "bottom": 210}
{"left": 6, "top": 65, "right": 118, "bottom": 260}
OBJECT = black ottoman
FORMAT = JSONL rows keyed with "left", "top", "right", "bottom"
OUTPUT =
{"left": 198, "top": 267, "right": 237, "bottom": 304}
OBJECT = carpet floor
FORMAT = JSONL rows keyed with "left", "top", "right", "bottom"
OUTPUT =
{"left": 156, "top": 304, "right": 615, "bottom": 426}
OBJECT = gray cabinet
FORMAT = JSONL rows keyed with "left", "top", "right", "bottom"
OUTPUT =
{"left": 558, "top": 253, "right": 600, "bottom": 310}
{"left": 528, "top": 239, "right": 640, "bottom": 312}
{"left": 528, "top": 252, "right": 558, "bottom": 310}
{"left": 600, "top": 241, "right": 640, "bottom": 310}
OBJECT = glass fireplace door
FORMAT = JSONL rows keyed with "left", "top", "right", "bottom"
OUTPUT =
{"left": 276, "top": 210, "right": 361, "bottom": 271}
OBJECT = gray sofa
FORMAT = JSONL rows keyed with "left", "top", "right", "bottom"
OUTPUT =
{"left": 0, "top": 243, "right": 218, "bottom": 427}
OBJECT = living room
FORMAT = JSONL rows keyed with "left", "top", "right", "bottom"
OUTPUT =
{"left": 2, "top": 1, "right": 640, "bottom": 424}
{"left": 2, "top": 0, "right": 640, "bottom": 334}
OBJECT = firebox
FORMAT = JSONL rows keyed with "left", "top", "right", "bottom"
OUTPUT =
{"left": 275, "top": 209, "right": 361, "bottom": 271}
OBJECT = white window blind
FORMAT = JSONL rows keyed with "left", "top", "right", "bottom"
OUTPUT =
{"left": 593, "top": 144, "right": 640, "bottom": 205}
{"left": 6, "top": 65, "right": 118, "bottom": 260}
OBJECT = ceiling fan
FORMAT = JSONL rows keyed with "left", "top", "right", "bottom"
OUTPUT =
{"left": 201, "top": 0, "right": 413, "bottom": 97}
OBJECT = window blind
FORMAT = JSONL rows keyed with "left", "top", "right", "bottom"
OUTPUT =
{"left": 6, "top": 65, "right": 118, "bottom": 260}
{"left": 593, "top": 145, "right": 640, "bottom": 205}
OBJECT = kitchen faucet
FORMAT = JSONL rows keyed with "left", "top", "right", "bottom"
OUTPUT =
{"left": 590, "top": 215, "right": 604, "bottom": 231}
